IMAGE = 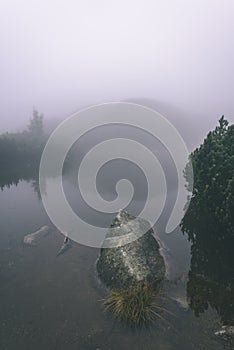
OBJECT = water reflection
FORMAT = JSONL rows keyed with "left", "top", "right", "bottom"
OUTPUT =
{"left": 0, "top": 159, "right": 73, "bottom": 199}
{"left": 182, "top": 200, "right": 234, "bottom": 326}
{"left": 0, "top": 163, "right": 40, "bottom": 196}
{"left": 0, "top": 164, "right": 232, "bottom": 349}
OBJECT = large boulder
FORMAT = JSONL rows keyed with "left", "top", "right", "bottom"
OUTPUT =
{"left": 97, "top": 210, "right": 165, "bottom": 289}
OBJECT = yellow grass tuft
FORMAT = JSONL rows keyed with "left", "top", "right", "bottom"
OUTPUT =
{"left": 103, "top": 283, "right": 165, "bottom": 326}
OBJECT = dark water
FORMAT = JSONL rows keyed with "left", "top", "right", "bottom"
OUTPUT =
{"left": 0, "top": 167, "right": 233, "bottom": 350}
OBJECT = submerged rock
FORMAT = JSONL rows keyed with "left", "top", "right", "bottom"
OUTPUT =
{"left": 23, "top": 225, "right": 50, "bottom": 246}
{"left": 215, "top": 325, "right": 234, "bottom": 338}
{"left": 97, "top": 210, "right": 165, "bottom": 289}
{"left": 57, "top": 235, "right": 72, "bottom": 256}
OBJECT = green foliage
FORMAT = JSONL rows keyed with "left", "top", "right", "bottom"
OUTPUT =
{"left": 182, "top": 116, "right": 234, "bottom": 237}
{"left": 181, "top": 116, "right": 234, "bottom": 325}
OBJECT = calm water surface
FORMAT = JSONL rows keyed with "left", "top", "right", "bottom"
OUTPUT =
{"left": 0, "top": 170, "right": 232, "bottom": 350}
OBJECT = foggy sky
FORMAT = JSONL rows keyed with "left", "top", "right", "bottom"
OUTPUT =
{"left": 0, "top": 0, "right": 233, "bottom": 141}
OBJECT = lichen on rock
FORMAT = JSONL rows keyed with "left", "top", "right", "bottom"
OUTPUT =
{"left": 97, "top": 210, "right": 165, "bottom": 289}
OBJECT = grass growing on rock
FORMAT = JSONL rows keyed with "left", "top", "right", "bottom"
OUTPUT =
{"left": 103, "top": 283, "right": 167, "bottom": 326}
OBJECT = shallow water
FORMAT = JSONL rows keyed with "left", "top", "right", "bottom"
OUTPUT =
{"left": 0, "top": 173, "right": 232, "bottom": 350}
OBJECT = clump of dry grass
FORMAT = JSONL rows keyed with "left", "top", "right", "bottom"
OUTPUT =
{"left": 103, "top": 283, "right": 166, "bottom": 326}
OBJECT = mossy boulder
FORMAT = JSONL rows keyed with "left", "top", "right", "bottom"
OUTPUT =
{"left": 97, "top": 210, "right": 165, "bottom": 289}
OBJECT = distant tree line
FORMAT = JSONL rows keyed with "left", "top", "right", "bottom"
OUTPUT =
{"left": 0, "top": 109, "right": 46, "bottom": 166}
{"left": 0, "top": 109, "right": 79, "bottom": 191}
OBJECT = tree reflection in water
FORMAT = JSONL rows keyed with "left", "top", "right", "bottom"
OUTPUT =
{"left": 0, "top": 163, "right": 41, "bottom": 198}
{"left": 182, "top": 191, "right": 234, "bottom": 326}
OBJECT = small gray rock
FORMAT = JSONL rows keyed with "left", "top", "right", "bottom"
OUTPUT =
{"left": 215, "top": 325, "right": 234, "bottom": 338}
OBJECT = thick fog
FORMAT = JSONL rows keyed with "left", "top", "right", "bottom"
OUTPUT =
{"left": 0, "top": 0, "right": 233, "bottom": 148}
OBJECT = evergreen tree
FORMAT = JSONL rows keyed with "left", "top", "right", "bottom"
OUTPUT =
{"left": 182, "top": 116, "right": 234, "bottom": 237}
{"left": 28, "top": 109, "right": 44, "bottom": 140}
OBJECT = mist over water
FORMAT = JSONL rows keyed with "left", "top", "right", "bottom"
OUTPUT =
{"left": 0, "top": 1, "right": 234, "bottom": 349}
